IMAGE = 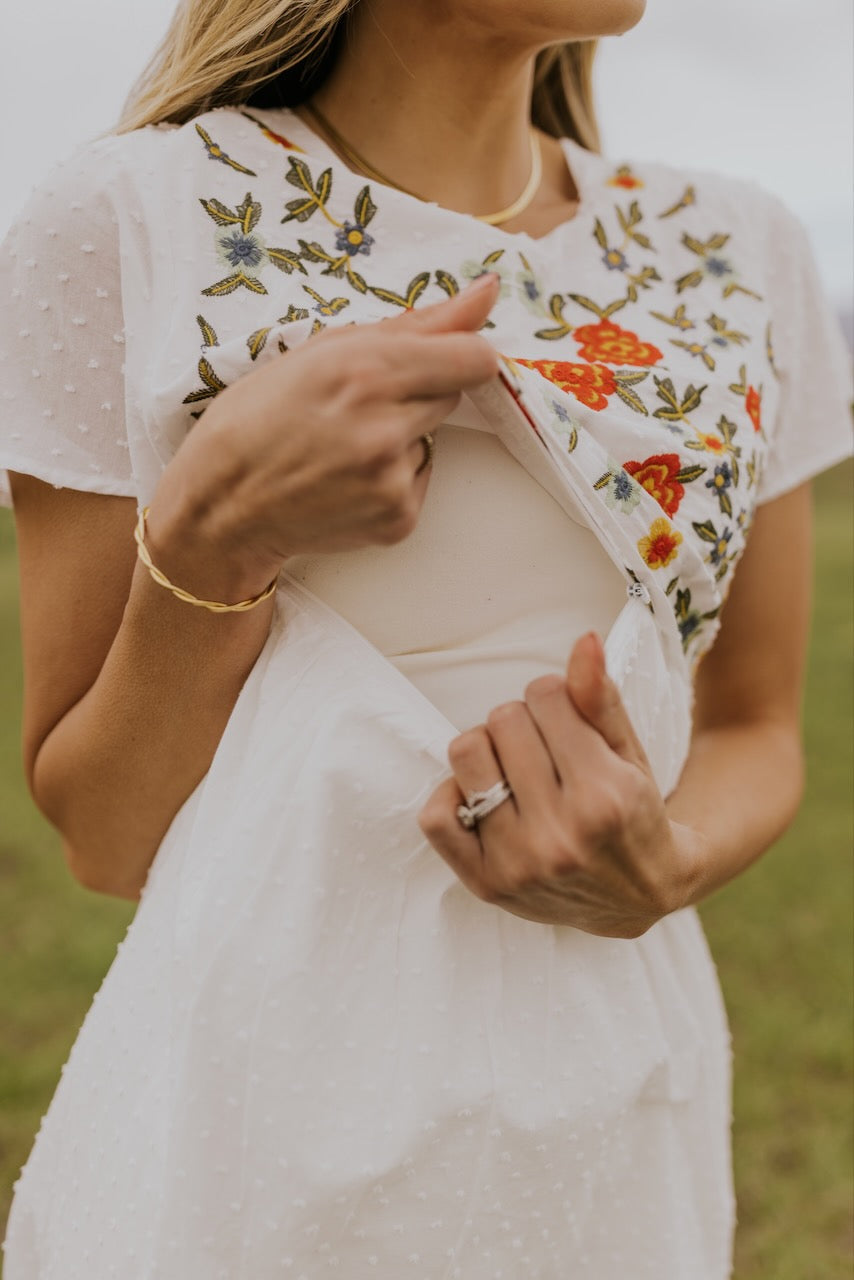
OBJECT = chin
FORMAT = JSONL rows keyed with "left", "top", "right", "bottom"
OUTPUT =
{"left": 494, "top": 0, "right": 647, "bottom": 41}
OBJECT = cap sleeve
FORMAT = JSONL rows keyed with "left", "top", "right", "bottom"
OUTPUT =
{"left": 756, "top": 200, "right": 853, "bottom": 505}
{"left": 0, "top": 139, "right": 136, "bottom": 508}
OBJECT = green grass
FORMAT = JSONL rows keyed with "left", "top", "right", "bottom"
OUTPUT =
{"left": 0, "top": 466, "right": 851, "bottom": 1274}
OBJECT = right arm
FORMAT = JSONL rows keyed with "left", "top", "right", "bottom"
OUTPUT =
{"left": 12, "top": 278, "right": 500, "bottom": 900}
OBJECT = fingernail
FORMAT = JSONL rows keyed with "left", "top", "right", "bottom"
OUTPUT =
{"left": 466, "top": 271, "right": 500, "bottom": 293}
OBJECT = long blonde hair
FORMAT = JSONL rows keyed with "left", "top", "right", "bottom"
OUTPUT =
{"left": 118, "top": 1, "right": 600, "bottom": 150}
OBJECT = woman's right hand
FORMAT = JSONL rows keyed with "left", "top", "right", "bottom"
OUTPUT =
{"left": 146, "top": 272, "right": 501, "bottom": 601}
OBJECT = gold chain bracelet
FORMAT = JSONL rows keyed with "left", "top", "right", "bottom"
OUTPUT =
{"left": 133, "top": 506, "right": 278, "bottom": 613}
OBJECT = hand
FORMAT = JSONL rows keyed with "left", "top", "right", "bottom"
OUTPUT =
{"left": 146, "top": 274, "right": 501, "bottom": 601}
{"left": 418, "top": 632, "right": 706, "bottom": 937}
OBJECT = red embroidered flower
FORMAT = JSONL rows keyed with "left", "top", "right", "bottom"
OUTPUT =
{"left": 638, "top": 518, "right": 683, "bottom": 570}
{"left": 608, "top": 166, "right": 644, "bottom": 191}
{"left": 514, "top": 358, "right": 617, "bottom": 411}
{"left": 745, "top": 385, "right": 762, "bottom": 432}
{"left": 623, "top": 453, "right": 685, "bottom": 517}
{"left": 573, "top": 320, "right": 663, "bottom": 368}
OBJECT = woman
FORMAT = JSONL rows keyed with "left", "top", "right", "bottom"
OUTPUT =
{"left": 1, "top": 0, "right": 850, "bottom": 1274}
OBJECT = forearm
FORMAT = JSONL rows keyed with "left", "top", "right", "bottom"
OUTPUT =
{"left": 32, "top": 534, "right": 275, "bottom": 902}
{"left": 666, "top": 716, "right": 805, "bottom": 907}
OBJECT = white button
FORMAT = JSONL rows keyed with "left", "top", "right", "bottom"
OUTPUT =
{"left": 627, "top": 581, "right": 651, "bottom": 604}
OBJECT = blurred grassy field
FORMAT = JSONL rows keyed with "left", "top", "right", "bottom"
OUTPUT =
{"left": 0, "top": 465, "right": 851, "bottom": 1275}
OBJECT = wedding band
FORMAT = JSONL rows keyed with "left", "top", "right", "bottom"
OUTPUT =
{"left": 456, "top": 779, "right": 514, "bottom": 830}
{"left": 414, "top": 431, "right": 435, "bottom": 476}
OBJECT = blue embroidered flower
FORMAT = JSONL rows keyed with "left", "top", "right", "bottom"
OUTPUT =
{"left": 705, "top": 255, "right": 733, "bottom": 278}
{"left": 599, "top": 463, "right": 642, "bottom": 514}
{"left": 602, "top": 248, "right": 628, "bottom": 272}
{"left": 705, "top": 462, "right": 733, "bottom": 496}
{"left": 551, "top": 398, "right": 572, "bottom": 424}
{"left": 708, "top": 526, "right": 734, "bottom": 566}
{"left": 218, "top": 230, "right": 266, "bottom": 271}
{"left": 335, "top": 222, "right": 375, "bottom": 257}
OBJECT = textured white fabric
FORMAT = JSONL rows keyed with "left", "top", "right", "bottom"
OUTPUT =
{"left": 1, "top": 106, "right": 851, "bottom": 1279}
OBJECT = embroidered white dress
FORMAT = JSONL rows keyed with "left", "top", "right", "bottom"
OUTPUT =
{"left": 0, "top": 107, "right": 850, "bottom": 1279}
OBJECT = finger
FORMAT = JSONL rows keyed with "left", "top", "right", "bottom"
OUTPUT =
{"left": 446, "top": 724, "right": 519, "bottom": 842}
{"left": 417, "top": 775, "right": 493, "bottom": 904}
{"left": 565, "top": 632, "right": 648, "bottom": 768}
{"left": 383, "top": 331, "right": 500, "bottom": 400}
{"left": 484, "top": 700, "right": 561, "bottom": 813}
{"left": 523, "top": 672, "right": 608, "bottom": 785}
{"left": 386, "top": 271, "right": 500, "bottom": 336}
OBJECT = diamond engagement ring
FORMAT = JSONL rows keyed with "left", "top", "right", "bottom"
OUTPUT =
{"left": 456, "top": 779, "right": 514, "bottom": 830}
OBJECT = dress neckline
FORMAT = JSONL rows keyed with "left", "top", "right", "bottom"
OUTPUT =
{"left": 248, "top": 106, "right": 601, "bottom": 251}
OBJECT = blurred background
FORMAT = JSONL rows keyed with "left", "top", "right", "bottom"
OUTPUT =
{"left": 0, "top": 1, "right": 851, "bottom": 1275}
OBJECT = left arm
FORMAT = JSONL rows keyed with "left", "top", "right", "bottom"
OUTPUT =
{"left": 418, "top": 483, "right": 812, "bottom": 935}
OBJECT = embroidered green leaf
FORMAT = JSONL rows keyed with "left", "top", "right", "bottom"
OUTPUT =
{"left": 199, "top": 198, "right": 242, "bottom": 227}
{"left": 706, "top": 314, "right": 748, "bottom": 347}
{"left": 182, "top": 356, "right": 227, "bottom": 404}
{"left": 298, "top": 239, "right": 337, "bottom": 265}
{"left": 247, "top": 327, "right": 271, "bottom": 360}
{"left": 613, "top": 369, "right": 650, "bottom": 387}
{"left": 482, "top": 249, "right": 505, "bottom": 266}
{"left": 284, "top": 195, "right": 320, "bottom": 222}
{"left": 278, "top": 305, "right": 310, "bottom": 324}
{"left": 236, "top": 193, "right": 262, "bottom": 234}
{"left": 665, "top": 576, "right": 679, "bottom": 596}
{"left": 593, "top": 218, "right": 609, "bottom": 250}
{"left": 723, "top": 281, "right": 763, "bottom": 301}
{"left": 672, "top": 339, "right": 716, "bottom": 371}
{"left": 568, "top": 293, "right": 605, "bottom": 318}
{"left": 534, "top": 293, "right": 572, "bottom": 340}
{"left": 353, "top": 185, "right": 378, "bottom": 228}
{"left": 657, "top": 186, "right": 695, "bottom": 220}
{"left": 267, "top": 247, "right": 307, "bottom": 274}
{"left": 674, "top": 464, "right": 706, "bottom": 484}
{"left": 613, "top": 384, "right": 648, "bottom": 416}
{"left": 602, "top": 298, "right": 628, "bottom": 319}
{"left": 766, "top": 323, "right": 780, "bottom": 380}
{"left": 435, "top": 270, "right": 459, "bottom": 298}
{"left": 282, "top": 158, "right": 334, "bottom": 223}
{"left": 195, "top": 314, "right": 219, "bottom": 348}
{"left": 681, "top": 383, "right": 707, "bottom": 415}
{"left": 692, "top": 519, "right": 718, "bottom": 544}
{"left": 369, "top": 271, "right": 431, "bottom": 310}
{"left": 302, "top": 286, "right": 350, "bottom": 316}
{"left": 650, "top": 304, "right": 694, "bottom": 331}
{"left": 195, "top": 124, "right": 257, "bottom": 176}
{"left": 593, "top": 471, "right": 614, "bottom": 490}
{"left": 728, "top": 364, "right": 749, "bottom": 397}
{"left": 717, "top": 489, "right": 733, "bottom": 518}
{"left": 675, "top": 270, "right": 705, "bottom": 294}
{"left": 630, "top": 231, "right": 653, "bottom": 251}
{"left": 202, "top": 271, "right": 268, "bottom": 297}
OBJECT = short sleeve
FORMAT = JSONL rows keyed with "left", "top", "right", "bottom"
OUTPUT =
{"left": 0, "top": 140, "right": 136, "bottom": 508}
{"left": 756, "top": 200, "right": 853, "bottom": 504}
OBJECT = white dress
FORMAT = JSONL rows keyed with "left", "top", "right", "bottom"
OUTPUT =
{"left": 0, "top": 107, "right": 850, "bottom": 1279}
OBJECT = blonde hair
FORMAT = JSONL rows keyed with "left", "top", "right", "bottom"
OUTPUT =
{"left": 118, "top": 1, "right": 600, "bottom": 150}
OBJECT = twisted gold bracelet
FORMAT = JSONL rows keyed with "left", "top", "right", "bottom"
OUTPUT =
{"left": 133, "top": 506, "right": 278, "bottom": 613}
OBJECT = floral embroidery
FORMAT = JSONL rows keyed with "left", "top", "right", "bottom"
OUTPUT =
{"left": 745, "top": 385, "right": 762, "bottom": 432}
{"left": 573, "top": 319, "right": 663, "bottom": 368}
{"left": 623, "top": 453, "right": 705, "bottom": 517}
{"left": 514, "top": 358, "right": 616, "bottom": 411}
{"left": 608, "top": 165, "right": 644, "bottom": 191}
{"left": 638, "top": 518, "right": 683, "bottom": 570}
{"left": 182, "top": 108, "right": 790, "bottom": 662}
{"left": 195, "top": 124, "right": 257, "bottom": 176}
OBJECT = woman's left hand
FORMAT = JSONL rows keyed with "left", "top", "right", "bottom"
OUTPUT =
{"left": 417, "top": 631, "right": 706, "bottom": 937}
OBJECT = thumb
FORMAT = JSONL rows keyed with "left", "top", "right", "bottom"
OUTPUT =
{"left": 566, "top": 632, "right": 648, "bottom": 768}
{"left": 391, "top": 271, "right": 501, "bottom": 335}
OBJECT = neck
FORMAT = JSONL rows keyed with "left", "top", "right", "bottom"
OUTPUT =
{"left": 305, "top": 4, "right": 555, "bottom": 219}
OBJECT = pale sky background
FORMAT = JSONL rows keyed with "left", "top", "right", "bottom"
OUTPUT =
{"left": 1, "top": 0, "right": 852, "bottom": 318}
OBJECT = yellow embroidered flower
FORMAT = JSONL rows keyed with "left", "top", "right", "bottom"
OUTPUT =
{"left": 638, "top": 518, "right": 683, "bottom": 570}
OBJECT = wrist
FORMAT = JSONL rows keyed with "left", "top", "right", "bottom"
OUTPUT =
{"left": 667, "top": 818, "right": 712, "bottom": 910}
{"left": 145, "top": 451, "right": 281, "bottom": 605}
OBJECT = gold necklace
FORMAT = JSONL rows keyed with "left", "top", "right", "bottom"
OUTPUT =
{"left": 300, "top": 100, "right": 543, "bottom": 227}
